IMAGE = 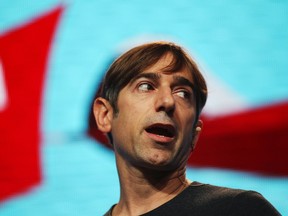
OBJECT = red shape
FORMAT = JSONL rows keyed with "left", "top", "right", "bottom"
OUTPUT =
{"left": 0, "top": 6, "right": 63, "bottom": 202}
{"left": 189, "top": 101, "right": 288, "bottom": 176}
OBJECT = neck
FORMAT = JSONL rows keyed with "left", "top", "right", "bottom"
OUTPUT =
{"left": 113, "top": 156, "right": 191, "bottom": 216}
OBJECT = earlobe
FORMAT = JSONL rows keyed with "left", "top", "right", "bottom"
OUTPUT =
{"left": 191, "top": 120, "right": 203, "bottom": 150}
{"left": 93, "top": 97, "right": 113, "bottom": 133}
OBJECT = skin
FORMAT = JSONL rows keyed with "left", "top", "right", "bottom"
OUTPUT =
{"left": 94, "top": 53, "right": 203, "bottom": 216}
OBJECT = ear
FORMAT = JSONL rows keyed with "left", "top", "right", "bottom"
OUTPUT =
{"left": 93, "top": 97, "right": 113, "bottom": 133}
{"left": 191, "top": 120, "right": 203, "bottom": 151}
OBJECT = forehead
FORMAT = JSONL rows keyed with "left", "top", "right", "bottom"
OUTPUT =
{"left": 142, "top": 53, "right": 193, "bottom": 81}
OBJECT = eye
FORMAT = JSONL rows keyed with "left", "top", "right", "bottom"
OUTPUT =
{"left": 138, "top": 83, "right": 154, "bottom": 92}
{"left": 175, "top": 89, "right": 191, "bottom": 100}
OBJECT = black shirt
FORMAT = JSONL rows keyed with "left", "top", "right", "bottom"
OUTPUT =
{"left": 104, "top": 181, "right": 280, "bottom": 216}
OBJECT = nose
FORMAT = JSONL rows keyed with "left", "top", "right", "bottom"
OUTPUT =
{"left": 155, "top": 88, "right": 175, "bottom": 114}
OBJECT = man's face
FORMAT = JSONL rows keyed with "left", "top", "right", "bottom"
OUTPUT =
{"left": 111, "top": 53, "right": 200, "bottom": 171}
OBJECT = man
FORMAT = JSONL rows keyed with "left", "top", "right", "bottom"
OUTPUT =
{"left": 93, "top": 41, "right": 280, "bottom": 215}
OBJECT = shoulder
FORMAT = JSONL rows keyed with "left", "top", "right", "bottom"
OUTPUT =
{"left": 228, "top": 190, "right": 280, "bottom": 215}
{"left": 186, "top": 181, "right": 246, "bottom": 201}
{"left": 186, "top": 182, "right": 280, "bottom": 215}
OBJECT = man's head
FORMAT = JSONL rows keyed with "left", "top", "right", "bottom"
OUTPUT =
{"left": 94, "top": 41, "right": 207, "bottom": 170}
{"left": 100, "top": 41, "right": 207, "bottom": 120}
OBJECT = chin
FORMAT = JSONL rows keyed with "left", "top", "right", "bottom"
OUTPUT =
{"left": 143, "top": 155, "right": 176, "bottom": 170}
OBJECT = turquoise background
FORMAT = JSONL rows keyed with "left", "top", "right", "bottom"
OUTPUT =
{"left": 0, "top": 0, "right": 287, "bottom": 215}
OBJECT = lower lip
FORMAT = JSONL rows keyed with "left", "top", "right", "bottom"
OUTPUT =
{"left": 145, "top": 131, "right": 175, "bottom": 143}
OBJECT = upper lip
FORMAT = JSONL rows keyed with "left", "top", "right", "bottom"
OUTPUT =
{"left": 145, "top": 123, "right": 176, "bottom": 138}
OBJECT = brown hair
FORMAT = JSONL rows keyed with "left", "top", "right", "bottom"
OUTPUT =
{"left": 101, "top": 41, "right": 207, "bottom": 120}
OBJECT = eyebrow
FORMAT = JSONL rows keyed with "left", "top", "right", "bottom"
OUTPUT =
{"left": 173, "top": 75, "right": 194, "bottom": 90}
{"left": 129, "top": 72, "right": 161, "bottom": 84}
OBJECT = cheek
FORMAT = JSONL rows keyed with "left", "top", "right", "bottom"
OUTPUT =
{"left": 119, "top": 95, "right": 151, "bottom": 125}
{"left": 111, "top": 114, "right": 132, "bottom": 156}
{"left": 111, "top": 104, "right": 141, "bottom": 143}
{"left": 179, "top": 110, "right": 196, "bottom": 140}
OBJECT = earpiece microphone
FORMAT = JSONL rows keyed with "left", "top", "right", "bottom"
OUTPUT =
{"left": 195, "top": 127, "right": 202, "bottom": 132}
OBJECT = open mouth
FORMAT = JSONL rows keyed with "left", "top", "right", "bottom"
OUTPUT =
{"left": 145, "top": 124, "right": 176, "bottom": 138}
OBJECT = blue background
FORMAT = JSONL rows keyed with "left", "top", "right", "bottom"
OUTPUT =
{"left": 0, "top": 0, "right": 287, "bottom": 215}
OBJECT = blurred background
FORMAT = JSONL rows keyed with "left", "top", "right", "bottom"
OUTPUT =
{"left": 0, "top": 0, "right": 287, "bottom": 215}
